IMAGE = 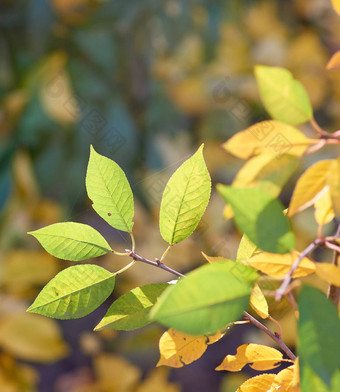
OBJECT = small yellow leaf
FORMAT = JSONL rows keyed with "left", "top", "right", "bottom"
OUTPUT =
{"left": 315, "top": 262, "right": 340, "bottom": 287}
{"left": 288, "top": 160, "right": 333, "bottom": 217}
{"left": 222, "top": 121, "right": 314, "bottom": 160}
{"left": 0, "top": 312, "right": 69, "bottom": 363}
{"left": 314, "top": 188, "right": 335, "bottom": 226}
{"left": 270, "top": 365, "right": 299, "bottom": 392}
{"left": 136, "top": 368, "right": 180, "bottom": 392}
{"left": 327, "top": 51, "right": 340, "bottom": 70}
{"left": 216, "top": 343, "right": 288, "bottom": 372}
{"left": 201, "top": 252, "right": 231, "bottom": 263}
{"left": 250, "top": 284, "right": 269, "bottom": 319}
{"left": 157, "top": 329, "right": 207, "bottom": 368}
{"left": 247, "top": 251, "right": 315, "bottom": 278}
{"left": 236, "top": 374, "right": 276, "bottom": 392}
{"left": 206, "top": 330, "right": 225, "bottom": 345}
{"left": 331, "top": 0, "right": 340, "bottom": 15}
{"left": 327, "top": 157, "right": 340, "bottom": 218}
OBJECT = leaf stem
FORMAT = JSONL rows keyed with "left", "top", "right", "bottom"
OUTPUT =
{"left": 129, "top": 231, "right": 136, "bottom": 252}
{"left": 160, "top": 244, "right": 173, "bottom": 263}
{"left": 113, "top": 260, "right": 137, "bottom": 276}
{"left": 243, "top": 311, "right": 296, "bottom": 361}
{"left": 310, "top": 117, "right": 328, "bottom": 137}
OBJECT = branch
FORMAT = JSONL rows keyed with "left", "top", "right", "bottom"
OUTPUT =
{"left": 275, "top": 239, "right": 323, "bottom": 301}
{"left": 243, "top": 311, "right": 296, "bottom": 361}
{"left": 327, "top": 223, "right": 340, "bottom": 306}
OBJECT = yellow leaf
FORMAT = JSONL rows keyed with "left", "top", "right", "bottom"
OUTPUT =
{"left": 136, "top": 368, "right": 180, "bottom": 392}
{"left": 314, "top": 188, "right": 335, "bottom": 226}
{"left": 327, "top": 51, "right": 340, "bottom": 70}
{"left": 331, "top": 0, "right": 340, "bottom": 15}
{"left": 270, "top": 365, "right": 299, "bottom": 392}
{"left": 236, "top": 374, "right": 276, "bottom": 391}
{"left": 94, "top": 354, "right": 141, "bottom": 392}
{"left": 201, "top": 252, "right": 231, "bottom": 263}
{"left": 247, "top": 251, "right": 315, "bottom": 278}
{"left": 0, "top": 312, "right": 69, "bottom": 362}
{"left": 222, "top": 121, "right": 314, "bottom": 160}
{"left": 206, "top": 330, "right": 226, "bottom": 345}
{"left": 250, "top": 284, "right": 269, "bottom": 319}
{"left": 327, "top": 157, "right": 340, "bottom": 218}
{"left": 288, "top": 160, "right": 333, "bottom": 217}
{"left": 216, "top": 343, "right": 289, "bottom": 372}
{"left": 157, "top": 329, "right": 207, "bottom": 368}
{"left": 315, "top": 262, "right": 340, "bottom": 286}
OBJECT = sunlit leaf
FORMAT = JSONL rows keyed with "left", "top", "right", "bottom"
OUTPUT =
{"left": 217, "top": 185, "right": 295, "bottom": 254}
{"left": 216, "top": 343, "right": 289, "bottom": 371}
{"left": 255, "top": 65, "right": 313, "bottom": 125}
{"left": 151, "top": 261, "right": 258, "bottom": 335}
{"left": 250, "top": 283, "right": 269, "bottom": 319}
{"left": 159, "top": 144, "right": 211, "bottom": 244}
{"left": 222, "top": 121, "right": 313, "bottom": 159}
{"left": 314, "top": 263, "right": 340, "bottom": 287}
{"left": 0, "top": 312, "right": 69, "bottom": 363}
{"left": 247, "top": 251, "right": 315, "bottom": 278}
{"left": 288, "top": 160, "right": 333, "bottom": 217}
{"left": 314, "top": 189, "right": 335, "bottom": 226}
{"left": 27, "top": 264, "right": 115, "bottom": 319}
{"left": 157, "top": 328, "right": 208, "bottom": 368}
{"left": 298, "top": 286, "right": 340, "bottom": 386}
{"left": 326, "top": 51, "right": 340, "bottom": 70}
{"left": 28, "top": 222, "right": 112, "bottom": 261}
{"left": 331, "top": 0, "right": 340, "bottom": 15}
{"left": 327, "top": 157, "right": 340, "bottom": 218}
{"left": 270, "top": 365, "right": 299, "bottom": 392}
{"left": 86, "top": 145, "right": 134, "bottom": 232}
{"left": 236, "top": 234, "right": 258, "bottom": 263}
{"left": 201, "top": 252, "right": 230, "bottom": 263}
{"left": 95, "top": 283, "right": 169, "bottom": 331}
{"left": 235, "top": 374, "right": 276, "bottom": 392}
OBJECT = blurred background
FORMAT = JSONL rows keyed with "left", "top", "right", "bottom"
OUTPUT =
{"left": 0, "top": 0, "right": 339, "bottom": 391}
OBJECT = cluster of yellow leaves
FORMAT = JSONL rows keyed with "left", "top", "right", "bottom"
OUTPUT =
{"left": 157, "top": 328, "right": 225, "bottom": 368}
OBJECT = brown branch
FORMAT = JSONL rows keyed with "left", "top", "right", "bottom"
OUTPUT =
{"left": 275, "top": 239, "right": 323, "bottom": 301}
{"left": 243, "top": 311, "right": 296, "bottom": 361}
{"left": 327, "top": 223, "right": 340, "bottom": 306}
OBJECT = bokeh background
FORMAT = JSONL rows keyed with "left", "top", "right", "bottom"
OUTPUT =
{"left": 0, "top": 0, "right": 339, "bottom": 391}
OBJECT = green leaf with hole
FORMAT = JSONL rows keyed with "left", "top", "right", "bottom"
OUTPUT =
{"left": 27, "top": 264, "right": 115, "bottom": 319}
{"left": 298, "top": 286, "right": 340, "bottom": 388}
{"left": 255, "top": 65, "right": 313, "bottom": 125}
{"left": 151, "top": 261, "right": 258, "bottom": 335}
{"left": 86, "top": 145, "right": 134, "bottom": 232}
{"left": 95, "top": 283, "right": 169, "bottom": 331}
{"left": 28, "top": 222, "right": 112, "bottom": 261}
{"left": 217, "top": 185, "right": 294, "bottom": 254}
{"left": 159, "top": 144, "right": 211, "bottom": 244}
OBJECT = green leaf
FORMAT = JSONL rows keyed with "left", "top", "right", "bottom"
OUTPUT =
{"left": 86, "top": 145, "right": 134, "bottom": 232}
{"left": 27, "top": 264, "right": 115, "bottom": 319}
{"left": 159, "top": 144, "right": 211, "bottom": 244}
{"left": 217, "top": 186, "right": 294, "bottom": 254}
{"left": 255, "top": 65, "right": 313, "bottom": 125}
{"left": 236, "top": 234, "right": 258, "bottom": 263}
{"left": 151, "top": 261, "right": 258, "bottom": 335}
{"left": 95, "top": 283, "right": 169, "bottom": 331}
{"left": 28, "top": 222, "right": 112, "bottom": 261}
{"left": 298, "top": 286, "right": 340, "bottom": 387}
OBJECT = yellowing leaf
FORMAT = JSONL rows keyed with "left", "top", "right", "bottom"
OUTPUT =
{"left": 136, "top": 368, "right": 180, "bottom": 392}
{"left": 314, "top": 188, "right": 335, "bottom": 226}
{"left": 331, "top": 0, "right": 340, "bottom": 15}
{"left": 201, "top": 252, "right": 231, "bottom": 263}
{"left": 288, "top": 160, "right": 333, "bottom": 217}
{"left": 206, "top": 330, "right": 225, "bottom": 345}
{"left": 216, "top": 343, "right": 289, "bottom": 372}
{"left": 247, "top": 251, "right": 315, "bottom": 278}
{"left": 327, "top": 51, "right": 340, "bottom": 70}
{"left": 0, "top": 312, "right": 69, "bottom": 363}
{"left": 157, "top": 329, "right": 208, "bottom": 368}
{"left": 222, "top": 121, "right": 313, "bottom": 160}
{"left": 236, "top": 374, "right": 276, "bottom": 392}
{"left": 315, "top": 263, "right": 340, "bottom": 287}
{"left": 327, "top": 157, "right": 340, "bottom": 218}
{"left": 250, "top": 283, "right": 269, "bottom": 319}
{"left": 270, "top": 365, "right": 299, "bottom": 392}
{"left": 237, "top": 234, "right": 258, "bottom": 263}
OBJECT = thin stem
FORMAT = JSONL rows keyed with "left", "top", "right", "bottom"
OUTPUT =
{"left": 327, "top": 223, "right": 340, "bottom": 306}
{"left": 324, "top": 241, "right": 340, "bottom": 254}
{"left": 129, "top": 231, "right": 136, "bottom": 253}
{"left": 113, "top": 250, "right": 130, "bottom": 256}
{"left": 275, "top": 239, "right": 322, "bottom": 301}
{"left": 126, "top": 250, "right": 185, "bottom": 278}
{"left": 113, "top": 260, "right": 137, "bottom": 276}
{"left": 243, "top": 311, "right": 296, "bottom": 361}
{"left": 310, "top": 117, "right": 328, "bottom": 136}
{"left": 160, "top": 244, "right": 172, "bottom": 263}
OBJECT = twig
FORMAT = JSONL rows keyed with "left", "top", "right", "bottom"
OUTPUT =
{"left": 275, "top": 239, "right": 323, "bottom": 301}
{"left": 327, "top": 223, "right": 340, "bottom": 306}
{"left": 126, "top": 250, "right": 185, "bottom": 278}
{"left": 243, "top": 311, "right": 296, "bottom": 361}
{"left": 310, "top": 117, "right": 328, "bottom": 137}
{"left": 324, "top": 241, "right": 340, "bottom": 254}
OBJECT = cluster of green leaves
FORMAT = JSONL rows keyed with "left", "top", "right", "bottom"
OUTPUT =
{"left": 28, "top": 64, "right": 340, "bottom": 392}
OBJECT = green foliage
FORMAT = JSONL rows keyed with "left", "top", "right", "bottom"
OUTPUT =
{"left": 217, "top": 185, "right": 295, "bottom": 254}
{"left": 86, "top": 145, "right": 134, "bottom": 232}
{"left": 159, "top": 144, "right": 211, "bottom": 244}
{"left": 255, "top": 65, "right": 313, "bottom": 125}
{"left": 95, "top": 283, "right": 169, "bottom": 331}
{"left": 28, "top": 222, "right": 112, "bottom": 261}
{"left": 28, "top": 264, "right": 115, "bottom": 319}
{"left": 151, "top": 262, "right": 258, "bottom": 335}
